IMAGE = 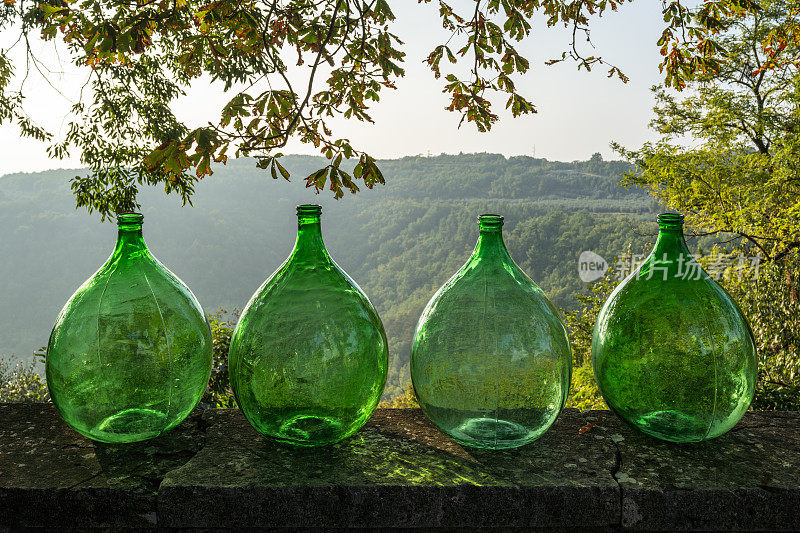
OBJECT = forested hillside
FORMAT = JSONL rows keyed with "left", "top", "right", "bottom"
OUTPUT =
{"left": 0, "top": 153, "right": 663, "bottom": 399}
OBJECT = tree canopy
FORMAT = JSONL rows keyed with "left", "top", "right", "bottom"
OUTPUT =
{"left": 616, "top": 0, "right": 799, "bottom": 260}
{"left": 0, "top": 0, "right": 769, "bottom": 217}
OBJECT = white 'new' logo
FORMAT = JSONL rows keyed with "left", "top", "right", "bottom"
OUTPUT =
{"left": 578, "top": 251, "right": 608, "bottom": 282}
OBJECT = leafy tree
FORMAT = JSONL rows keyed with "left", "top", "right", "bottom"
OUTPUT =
{"left": 0, "top": 0, "right": 762, "bottom": 217}
{"left": 615, "top": 0, "right": 800, "bottom": 408}
{"left": 725, "top": 257, "right": 800, "bottom": 410}
{"left": 617, "top": 0, "right": 799, "bottom": 260}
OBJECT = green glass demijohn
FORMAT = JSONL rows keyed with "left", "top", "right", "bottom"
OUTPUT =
{"left": 228, "top": 205, "right": 388, "bottom": 447}
{"left": 411, "top": 214, "right": 572, "bottom": 449}
{"left": 592, "top": 213, "right": 757, "bottom": 442}
{"left": 46, "top": 213, "right": 213, "bottom": 443}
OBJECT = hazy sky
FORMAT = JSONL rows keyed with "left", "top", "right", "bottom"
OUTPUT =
{"left": 0, "top": 1, "right": 667, "bottom": 176}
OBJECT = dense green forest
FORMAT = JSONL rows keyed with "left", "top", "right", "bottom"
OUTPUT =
{"left": 0, "top": 153, "right": 670, "bottom": 399}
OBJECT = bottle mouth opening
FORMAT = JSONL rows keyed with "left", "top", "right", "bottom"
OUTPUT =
{"left": 117, "top": 213, "right": 143, "bottom": 227}
{"left": 297, "top": 204, "right": 322, "bottom": 216}
{"left": 478, "top": 214, "right": 504, "bottom": 229}
{"left": 657, "top": 212, "right": 684, "bottom": 229}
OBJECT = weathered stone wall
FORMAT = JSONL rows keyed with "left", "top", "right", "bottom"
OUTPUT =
{"left": 1, "top": 404, "right": 798, "bottom": 530}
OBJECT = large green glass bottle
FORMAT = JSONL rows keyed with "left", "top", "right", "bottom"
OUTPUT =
{"left": 46, "top": 213, "right": 213, "bottom": 443}
{"left": 228, "top": 205, "right": 388, "bottom": 446}
{"left": 592, "top": 213, "right": 757, "bottom": 442}
{"left": 411, "top": 214, "right": 572, "bottom": 449}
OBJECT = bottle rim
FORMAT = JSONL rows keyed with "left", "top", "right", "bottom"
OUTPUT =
{"left": 478, "top": 214, "right": 504, "bottom": 227}
{"left": 297, "top": 204, "right": 322, "bottom": 216}
{"left": 117, "top": 212, "right": 143, "bottom": 225}
{"left": 657, "top": 212, "right": 684, "bottom": 229}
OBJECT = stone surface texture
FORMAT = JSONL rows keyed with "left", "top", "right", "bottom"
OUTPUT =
{"left": 0, "top": 404, "right": 798, "bottom": 530}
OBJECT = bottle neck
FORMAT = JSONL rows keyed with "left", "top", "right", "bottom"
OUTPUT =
{"left": 473, "top": 228, "right": 512, "bottom": 262}
{"left": 638, "top": 226, "right": 700, "bottom": 280}
{"left": 292, "top": 215, "right": 329, "bottom": 261}
{"left": 651, "top": 213, "right": 690, "bottom": 260}
{"left": 651, "top": 227, "right": 692, "bottom": 259}
{"left": 113, "top": 225, "right": 148, "bottom": 258}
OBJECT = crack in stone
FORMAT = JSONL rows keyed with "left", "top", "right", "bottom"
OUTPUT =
{"left": 148, "top": 414, "right": 215, "bottom": 527}
{"left": 66, "top": 470, "right": 104, "bottom": 490}
{"left": 608, "top": 432, "right": 624, "bottom": 529}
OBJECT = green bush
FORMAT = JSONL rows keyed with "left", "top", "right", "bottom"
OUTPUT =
{"left": 566, "top": 363, "right": 606, "bottom": 411}
{"left": 378, "top": 381, "right": 419, "bottom": 408}
{"left": 561, "top": 274, "right": 617, "bottom": 410}
{"left": 202, "top": 309, "right": 239, "bottom": 409}
{"left": 0, "top": 353, "right": 49, "bottom": 403}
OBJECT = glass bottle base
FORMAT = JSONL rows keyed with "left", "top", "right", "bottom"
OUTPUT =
{"left": 275, "top": 412, "right": 346, "bottom": 446}
{"left": 624, "top": 409, "right": 718, "bottom": 443}
{"left": 422, "top": 406, "right": 555, "bottom": 449}
{"left": 455, "top": 417, "right": 532, "bottom": 446}
{"left": 89, "top": 408, "right": 169, "bottom": 443}
{"left": 243, "top": 408, "right": 365, "bottom": 447}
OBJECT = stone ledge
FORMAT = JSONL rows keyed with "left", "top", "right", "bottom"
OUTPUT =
{"left": 1, "top": 404, "right": 798, "bottom": 530}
